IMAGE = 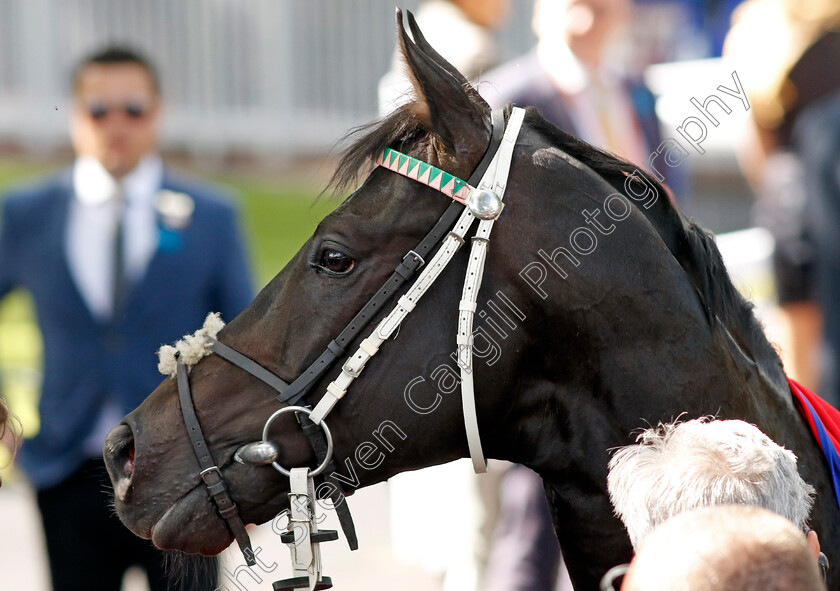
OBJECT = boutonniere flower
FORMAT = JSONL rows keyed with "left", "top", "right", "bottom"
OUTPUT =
{"left": 155, "top": 190, "right": 195, "bottom": 230}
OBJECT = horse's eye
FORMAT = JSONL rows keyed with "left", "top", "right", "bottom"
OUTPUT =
{"left": 318, "top": 249, "right": 355, "bottom": 276}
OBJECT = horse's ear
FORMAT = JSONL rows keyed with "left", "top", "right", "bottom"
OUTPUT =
{"left": 404, "top": 10, "right": 472, "bottom": 91}
{"left": 396, "top": 8, "right": 491, "bottom": 158}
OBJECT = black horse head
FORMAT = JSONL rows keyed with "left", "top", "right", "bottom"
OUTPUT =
{"left": 104, "top": 10, "right": 840, "bottom": 589}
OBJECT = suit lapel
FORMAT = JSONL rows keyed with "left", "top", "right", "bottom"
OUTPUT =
{"left": 52, "top": 171, "right": 104, "bottom": 327}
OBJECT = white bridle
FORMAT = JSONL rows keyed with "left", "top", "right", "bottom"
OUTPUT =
{"left": 307, "top": 107, "right": 526, "bottom": 473}
{"left": 169, "top": 108, "right": 526, "bottom": 589}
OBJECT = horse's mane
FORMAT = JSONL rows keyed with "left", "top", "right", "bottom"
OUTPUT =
{"left": 526, "top": 113, "right": 780, "bottom": 369}
{"left": 330, "top": 103, "right": 780, "bottom": 370}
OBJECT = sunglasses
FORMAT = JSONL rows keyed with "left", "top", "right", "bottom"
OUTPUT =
{"left": 819, "top": 551, "right": 829, "bottom": 583}
{"left": 86, "top": 100, "right": 150, "bottom": 121}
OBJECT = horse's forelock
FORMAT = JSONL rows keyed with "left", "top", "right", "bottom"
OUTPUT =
{"left": 328, "top": 106, "right": 428, "bottom": 197}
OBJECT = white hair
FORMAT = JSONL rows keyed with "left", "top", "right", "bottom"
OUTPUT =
{"left": 607, "top": 418, "right": 815, "bottom": 549}
{"left": 156, "top": 312, "right": 225, "bottom": 377}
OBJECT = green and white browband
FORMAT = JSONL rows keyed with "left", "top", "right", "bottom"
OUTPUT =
{"left": 375, "top": 147, "right": 472, "bottom": 203}
{"left": 374, "top": 146, "right": 505, "bottom": 220}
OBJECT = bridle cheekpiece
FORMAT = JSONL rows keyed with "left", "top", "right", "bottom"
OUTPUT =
{"left": 171, "top": 107, "right": 526, "bottom": 590}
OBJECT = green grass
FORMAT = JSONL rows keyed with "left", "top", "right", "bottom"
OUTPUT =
{"left": 214, "top": 173, "right": 338, "bottom": 287}
{"left": 0, "top": 158, "right": 339, "bottom": 461}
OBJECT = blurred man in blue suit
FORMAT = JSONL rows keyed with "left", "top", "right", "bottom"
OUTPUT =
{"left": 0, "top": 46, "right": 254, "bottom": 591}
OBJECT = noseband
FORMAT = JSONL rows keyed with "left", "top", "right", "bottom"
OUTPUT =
{"left": 174, "top": 107, "right": 526, "bottom": 588}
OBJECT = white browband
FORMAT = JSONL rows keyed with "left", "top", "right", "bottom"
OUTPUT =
{"left": 309, "top": 107, "right": 526, "bottom": 474}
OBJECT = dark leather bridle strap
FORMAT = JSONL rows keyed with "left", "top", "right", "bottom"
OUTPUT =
{"left": 175, "top": 110, "right": 507, "bottom": 563}
{"left": 211, "top": 340, "right": 290, "bottom": 394}
{"left": 204, "top": 339, "right": 362, "bottom": 550}
{"left": 206, "top": 340, "right": 361, "bottom": 549}
{"left": 177, "top": 359, "right": 256, "bottom": 566}
{"left": 271, "top": 110, "right": 506, "bottom": 553}
{"left": 278, "top": 109, "right": 507, "bottom": 407}
{"left": 277, "top": 203, "right": 461, "bottom": 406}
{"left": 300, "top": 415, "right": 359, "bottom": 550}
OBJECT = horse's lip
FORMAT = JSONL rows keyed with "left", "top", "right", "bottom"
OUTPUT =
{"left": 150, "top": 481, "right": 203, "bottom": 544}
{"left": 149, "top": 460, "right": 241, "bottom": 549}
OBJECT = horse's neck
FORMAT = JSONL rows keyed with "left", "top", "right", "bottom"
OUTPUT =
{"left": 516, "top": 318, "right": 802, "bottom": 589}
{"left": 502, "top": 302, "right": 792, "bottom": 476}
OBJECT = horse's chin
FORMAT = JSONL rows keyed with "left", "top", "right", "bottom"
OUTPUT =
{"left": 148, "top": 484, "right": 234, "bottom": 556}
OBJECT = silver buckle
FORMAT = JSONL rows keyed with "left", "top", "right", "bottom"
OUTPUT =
{"left": 200, "top": 465, "right": 223, "bottom": 484}
{"left": 447, "top": 231, "right": 466, "bottom": 248}
{"left": 403, "top": 249, "right": 425, "bottom": 269}
{"left": 342, "top": 359, "right": 363, "bottom": 378}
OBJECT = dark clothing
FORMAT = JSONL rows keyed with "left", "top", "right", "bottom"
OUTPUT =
{"left": 776, "top": 31, "right": 840, "bottom": 147}
{"left": 794, "top": 91, "right": 840, "bottom": 407}
{"left": 481, "top": 52, "right": 578, "bottom": 137}
{"left": 759, "top": 30, "right": 840, "bottom": 305}
{"left": 751, "top": 151, "right": 814, "bottom": 304}
{"left": 36, "top": 459, "right": 218, "bottom": 591}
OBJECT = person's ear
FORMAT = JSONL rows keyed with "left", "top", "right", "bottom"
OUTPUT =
{"left": 806, "top": 530, "right": 821, "bottom": 560}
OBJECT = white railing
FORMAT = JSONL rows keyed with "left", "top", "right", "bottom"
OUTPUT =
{"left": 0, "top": 0, "right": 534, "bottom": 156}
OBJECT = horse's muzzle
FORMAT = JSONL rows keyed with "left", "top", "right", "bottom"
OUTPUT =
{"left": 103, "top": 422, "right": 135, "bottom": 501}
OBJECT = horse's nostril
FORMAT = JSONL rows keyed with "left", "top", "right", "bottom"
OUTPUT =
{"left": 125, "top": 440, "right": 135, "bottom": 478}
{"left": 103, "top": 423, "right": 135, "bottom": 501}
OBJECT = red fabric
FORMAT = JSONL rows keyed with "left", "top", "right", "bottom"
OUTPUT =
{"left": 788, "top": 377, "right": 840, "bottom": 454}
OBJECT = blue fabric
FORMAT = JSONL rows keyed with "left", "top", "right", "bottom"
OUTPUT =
{"left": 0, "top": 167, "right": 255, "bottom": 489}
{"left": 797, "top": 391, "right": 840, "bottom": 511}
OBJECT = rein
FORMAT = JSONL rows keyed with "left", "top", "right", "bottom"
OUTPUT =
{"left": 173, "top": 107, "right": 525, "bottom": 589}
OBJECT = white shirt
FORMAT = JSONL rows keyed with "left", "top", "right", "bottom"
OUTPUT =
{"left": 68, "top": 155, "right": 162, "bottom": 456}
{"left": 67, "top": 155, "right": 162, "bottom": 322}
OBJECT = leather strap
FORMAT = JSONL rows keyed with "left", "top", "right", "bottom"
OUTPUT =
{"left": 470, "top": 110, "right": 506, "bottom": 186}
{"left": 177, "top": 360, "right": 256, "bottom": 565}
{"left": 172, "top": 109, "right": 510, "bottom": 568}
{"left": 277, "top": 109, "right": 506, "bottom": 407}
{"left": 283, "top": 468, "right": 330, "bottom": 590}
{"left": 307, "top": 109, "right": 526, "bottom": 480}
{"left": 211, "top": 340, "right": 291, "bottom": 394}
{"left": 457, "top": 107, "right": 526, "bottom": 472}
{"left": 287, "top": 468, "right": 315, "bottom": 575}
{"left": 300, "top": 416, "right": 359, "bottom": 550}
{"left": 306, "top": 111, "right": 512, "bottom": 426}
{"left": 208, "top": 339, "right": 358, "bottom": 551}
{"left": 309, "top": 204, "right": 478, "bottom": 424}
{"left": 277, "top": 203, "right": 460, "bottom": 406}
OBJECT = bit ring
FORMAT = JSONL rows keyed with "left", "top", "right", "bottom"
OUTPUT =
{"left": 262, "top": 406, "right": 333, "bottom": 477}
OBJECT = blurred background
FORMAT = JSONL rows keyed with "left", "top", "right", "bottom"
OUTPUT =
{"left": 0, "top": 0, "right": 820, "bottom": 589}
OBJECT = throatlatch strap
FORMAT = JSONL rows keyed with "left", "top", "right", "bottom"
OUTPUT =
{"left": 278, "top": 109, "right": 506, "bottom": 407}
{"left": 177, "top": 360, "right": 256, "bottom": 566}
